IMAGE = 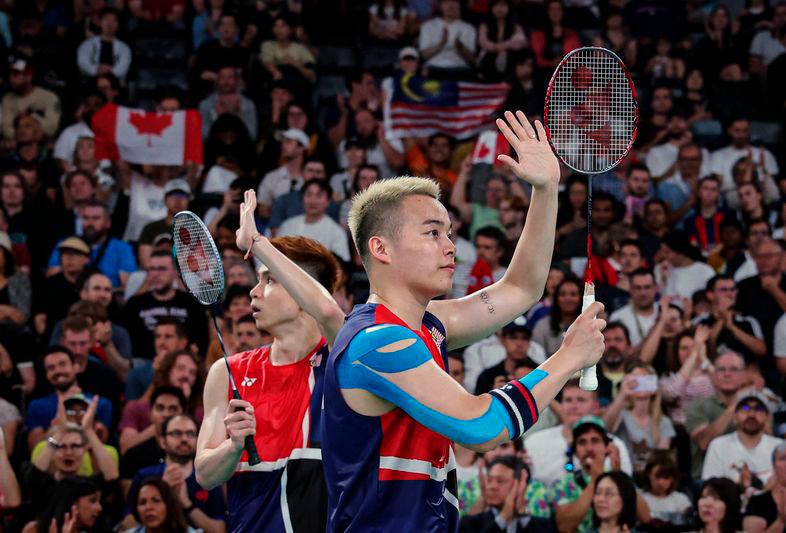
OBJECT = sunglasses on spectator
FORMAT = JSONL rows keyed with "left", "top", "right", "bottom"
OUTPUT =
{"left": 737, "top": 403, "right": 767, "bottom": 413}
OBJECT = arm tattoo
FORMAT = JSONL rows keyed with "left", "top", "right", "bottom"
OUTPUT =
{"left": 479, "top": 291, "right": 495, "bottom": 315}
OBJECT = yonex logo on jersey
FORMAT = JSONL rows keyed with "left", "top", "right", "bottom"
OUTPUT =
{"left": 241, "top": 377, "right": 257, "bottom": 387}
{"left": 430, "top": 327, "right": 445, "bottom": 348}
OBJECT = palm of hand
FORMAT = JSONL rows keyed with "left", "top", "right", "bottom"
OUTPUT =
{"left": 510, "top": 141, "right": 560, "bottom": 187}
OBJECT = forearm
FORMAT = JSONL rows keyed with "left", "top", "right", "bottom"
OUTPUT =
{"left": 103, "top": 342, "right": 130, "bottom": 382}
{"left": 187, "top": 508, "right": 225, "bottom": 533}
{"left": 87, "top": 431, "right": 118, "bottom": 480}
{"left": 728, "top": 325, "right": 766, "bottom": 356}
{"left": 0, "top": 453, "right": 20, "bottom": 508}
{"left": 32, "top": 439, "right": 56, "bottom": 471}
{"left": 195, "top": 440, "right": 244, "bottom": 490}
{"left": 555, "top": 485, "right": 594, "bottom": 533}
{"left": 120, "top": 425, "right": 155, "bottom": 454}
{"left": 379, "top": 137, "right": 404, "bottom": 170}
{"left": 449, "top": 171, "right": 472, "bottom": 222}
{"left": 765, "top": 517, "right": 786, "bottom": 533}
{"left": 638, "top": 320, "right": 664, "bottom": 364}
{"left": 695, "top": 408, "right": 734, "bottom": 450}
{"left": 503, "top": 183, "right": 558, "bottom": 303}
{"left": 249, "top": 237, "right": 344, "bottom": 343}
{"left": 602, "top": 393, "right": 626, "bottom": 431}
{"left": 327, "top": 113, "right": 347, "bottom": 148}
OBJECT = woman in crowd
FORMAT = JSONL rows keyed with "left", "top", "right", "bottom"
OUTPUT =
{"left": 525, "top": 265, "right": 566, "bottom": 329}
{"left": 659, "top": 326, "right": 715, "bottom": 426}
{"left": 24, "top": 477, "right": 110, "bottom": 532}
{"left": 203, "top": 113, "right": 256, "bottom": 179}
{"left": 692, "top": 477, "right": 741, "bottom": 533}
{"left": 259, "top": 14, "right": 316, "bottom": 86}
{"left": 743, "top": 442, "right": 786, "bottom": 532}
{"left": 590, "top": 471, "right": 638, "bottom": 533}
{"left": 693, "top": 5, "right": 742, "bottom": 82}
{"left": 555, "top": 174, "right": 588, "bottom": 243}
{"left": 477, "top": 0, "right": 526, "bottom": 81}
{"left": 603, "top": 361, "right": 676, "bottom": 473}
{"left": 640, "top": 451, "right": 693, "bottom": 526}
{"left": 531, "top": 277, "right": 581, "bottom": 356}
{"left": 529, "top": 0, "right": 580, "bottom": 72}
{"left": 122, "top": 478, "right": 198, "bottom": 533}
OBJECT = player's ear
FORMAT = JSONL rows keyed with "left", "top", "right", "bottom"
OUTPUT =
{"left": 367, "top": 235, "right": 392, "bottom": 265}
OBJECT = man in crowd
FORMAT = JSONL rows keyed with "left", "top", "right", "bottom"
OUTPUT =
{"left": 694, "top": 275, "right": 766, "bottom": 362}
{"left": 1, "top": 55, "right": 61, "bottom": 143}
{"left": 525, "top": 381, "right": 633, "bottom": 487}
{"left": 657, "top": 230, "right": 715, "bottom": 299}
{"left": 609, "top": 269, "right": 659, "bottom": 347}
{"left": 686, "top": 350, "right": 748, "bottom": 479}
{"left": 683, "top": 175, "right": 730, "bottom": 254}
{"left": 268, "top": 158, "right": 338, "bottom": 236}
{"left": 702, "top": 390, "right": 783, "bottom": 485}
{"left": 122, "top": 250, "right": 208, "bottom": 361}
{"left": 124, "top": 414, "right": 226, "bottom": 533}
{"left": 125, "top": 318, "right": 191, "bottom": 401}
{"left": 199, "top": 65, "right": 257, "bottom": 139}
{"left": 256, "top": 128, "right": 308, "bottom": 218}
{"left": 26, "top": 346, "right": 112, "bottom": 451}
{"left": 596, "top": 323, "right": 633, "bottom": 405}
{"left": 76, "top": 7, "right": 132, "bottom": 82}
{"left": 474, "top": 318, "right": 541, "bottom": 394}
{"left": 137, "top": 179, "right": 192, "bottom": 268}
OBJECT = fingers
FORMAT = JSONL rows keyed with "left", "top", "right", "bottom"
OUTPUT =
{"left": 581, "top": 301, "right": 605, "bottom": 318}
{"left": 229, "top": 399, "right": 252, "bottom": 412}
{"left": 496, "top": 154, "right": 516, "bottom": 170}
{"left": 514, "top": 111, "right": 537, "bottom": 139}
{"left": 496, "top": 117, "right": 519, "bottom": 151}
{"left": 533, "top": 120, "right": 548, "bottom": 143}
{"left": 505, "top": 110, "right": 531, "bottom": 141}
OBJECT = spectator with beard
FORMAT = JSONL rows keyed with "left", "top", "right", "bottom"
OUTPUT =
{"left": 47, "top": 200, "right": 137, "bottom": 289}
{"left": 702, "top": 390, "right": 783, "bottom": 485}
{"left": 609, "top": 269, "right": 659, "bottom": 347}
{"left": 119, "top": 349, "right": 202, "bottom": 455}
{"left": 525, "top": 381, "right": 633, "bottom": 487}
{"left": 122, "top": 251, "right": 208, "bottom": 361}
{"left": 122, "top": 415, "right": 226, "bottom": 533}
{"left": 56, "top": 315, "right": 123, "bottom": 407}
{"left": 613, "top": 240, "right": 645, "bottom": 293}
{"left": 694, "top": 276, "right": 766, "bottom": 362}
{"left": 33, "top": 237, "right": 90, "bottom": 336}
{"left": 645, "top": 114, "right": 710, "bottom": 185}
{"left": 26, "top": 346, "right": 112, "bottom": 452}
{"left": 23, "top": 423, "right": 118, "bottom": 517}
{"left": 125, "top": 318, "right": 190, "bottom": 402}
{"left": 686, "top": 351, "right": 748, "bottom": 480}
{"left": 120, "top": 386, "right": 186, "bottom": 496}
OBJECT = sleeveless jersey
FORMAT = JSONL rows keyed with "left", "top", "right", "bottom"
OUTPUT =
{"left": 322, "top": 303, "right": 459, "bottom": 533}
{"left": 227, "top": 340, "right": 328, "bottom": 533}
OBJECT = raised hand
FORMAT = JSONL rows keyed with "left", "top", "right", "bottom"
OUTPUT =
{"left": 495, "top": 111, "right": 560, "bottom": 190}
{"left": 236, "top": 189, "right": 264, "bottom": 253}
{"left": 81, "top": 395, "right": 99, "bottom": 430}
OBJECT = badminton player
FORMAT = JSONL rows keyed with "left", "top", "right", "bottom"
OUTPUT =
{"left": 196, "top": 199, "right": 345, "bottom": 533}
{"left": 321, "top": 111, "right": 607, "bottom": 532}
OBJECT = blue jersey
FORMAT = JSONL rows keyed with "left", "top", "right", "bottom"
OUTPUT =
{"left": 322, "top": 303, "right": 459, "bottom": 533}
{"left": 226, "top": 341, "right": 328, "bottom": 533}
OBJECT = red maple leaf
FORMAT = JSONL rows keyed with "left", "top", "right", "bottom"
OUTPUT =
{"left": 128, "top": 111, "right": 173, "bottom": 147}
{"left": 476, "top": 142, "right": 490, "bottom": 159}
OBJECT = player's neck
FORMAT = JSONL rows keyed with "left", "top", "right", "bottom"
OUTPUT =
{"left": 268, "top": 318, "right": 323, "bottom": 366}
{"left": 368, "top": 288, "right": 428, "bottom": 330}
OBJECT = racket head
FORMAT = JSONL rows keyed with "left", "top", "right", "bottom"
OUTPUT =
{"left": 544, "top": 46, "right": 639, "bottom": 175}
{"left": 171, "top": 211, "right": 225, "bottom": 306}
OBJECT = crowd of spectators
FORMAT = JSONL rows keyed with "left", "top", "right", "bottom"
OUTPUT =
{"left": 0, "top": 0, "right": 784, "bottom": 531}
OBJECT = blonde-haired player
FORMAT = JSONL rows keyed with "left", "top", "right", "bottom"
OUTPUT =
{"left": 321, "top": 112, "right": 607, "bottom": 532}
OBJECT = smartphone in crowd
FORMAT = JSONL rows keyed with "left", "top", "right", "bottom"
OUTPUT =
{"left": 630, "top": 374, "right": 658, "bottom": 393}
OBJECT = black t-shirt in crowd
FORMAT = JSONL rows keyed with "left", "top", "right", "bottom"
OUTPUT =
{"left": 736, "top": 274, "right": 786, "bottom": 352}
{"left": 120, "top": 438, "right": 164, "bottom": 481}
{"left": 122, "top": 290, "right": 208, "bottom": 360}
{"left": 695, "top": 312, "right": 764, "bottom": 364}
{"left": 745, "top": 490, "right": 778, "bottom": 528}
{"left": 34, "top": 272, "right": 81, "bottom": 328}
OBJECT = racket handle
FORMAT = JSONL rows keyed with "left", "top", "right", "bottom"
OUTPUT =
{"left": 232, "top": 389, "right": 262, "bottom": 466}
{"left": 579, "top": 283, "right": 598, "bottom": 391}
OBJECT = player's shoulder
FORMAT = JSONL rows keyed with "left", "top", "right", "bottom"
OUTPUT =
{"left": 349, "top": 323, "right": 421, "bottom": 354}
{"left": 228, "top": 346, "right": 271, "bottom": 366}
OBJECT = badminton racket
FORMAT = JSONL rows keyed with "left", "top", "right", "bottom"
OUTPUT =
{"left": 543, "top": 47, "right": 638, "bottom": 390}
{"left": 172, "top": 210, "right": 261, "bottom": 465}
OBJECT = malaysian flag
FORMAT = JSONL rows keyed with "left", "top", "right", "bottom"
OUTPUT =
{"left": 384, "top": 73, "right": 509, "bottom": 140}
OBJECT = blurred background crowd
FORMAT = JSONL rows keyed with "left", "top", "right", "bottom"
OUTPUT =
{"left": 0, "top": 0, "right": 785, "bottom": 531}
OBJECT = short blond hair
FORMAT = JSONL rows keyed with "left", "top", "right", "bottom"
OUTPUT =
{"left": 347, "top": 176, "right": 441, "bottom": 265}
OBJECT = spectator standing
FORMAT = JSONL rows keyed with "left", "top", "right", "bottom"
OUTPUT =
{"left": 76, "top": 8, "right": 132, "bottom": 82}
{"left": 191, "top": 12, "right": 250, "bottom": 99}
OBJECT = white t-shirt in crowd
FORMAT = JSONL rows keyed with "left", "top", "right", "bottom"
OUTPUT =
{"left": 709, "top": 144, "right": 779, "bottom": 194}
{"left": 774, "top": 313, "right": 786, "bottom": 358}
{"left": 257, "top": 165, "right": 302, "bottom": 207}
{"left": 733, "top": 251, "right": 757, "bottom": 282}
{"left": 645, "top": 142, "right": 710, "bottom": 180}
{"left": 418, "top": 17, "right": 477, "bottom": 69}
{"left": 702, "top": 432, "right": 783, "bottom": 484}
{"left": 750, "top": 29, "right": 786, "bottom": 66}
{"left": 609, "top": 304, "right": 659, "bottom": 346}
{"left": 642, "top": 491, "right": 693, "bottom": 524}
{"left": 123, "top": 174, "right": 166, "bottom": 242}
{"left": 202, "top": 164, "right": 238, "bottom": 194}
{"left": 451, "top": 236, "right": 476, "bottom": 299}
{"left": 524, "top": 425, "right": 633, "bottom": 486}
{"left": 461, "top": 334, "right": 546, "bottom": 393}
{"left": 277, "top": 214, "right": 351, "bottom": 262}
{"left": 53, "top": 121, "right": 93, "bottom": 164}
{"left": 660, "top": 261, "right": 715, "bottom": 299}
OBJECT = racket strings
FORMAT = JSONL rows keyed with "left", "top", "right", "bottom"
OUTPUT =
{"left": 173, "top": 213, "right": 225, "bottom": 305}
{"left": 547, "top": 48, "right": 636, "bottom": 174}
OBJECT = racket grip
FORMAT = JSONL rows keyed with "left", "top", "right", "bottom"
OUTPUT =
{"left": 579, "top": 283, "right": 598, "bottom": 391}
{"left": 231, "top": 389, "right": 262, "bottom": 466}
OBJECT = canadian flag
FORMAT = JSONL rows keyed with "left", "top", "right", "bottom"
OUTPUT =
{"left": 471, "top": 130, "right": 509, "bottom": 166}
{"left": 92, "top": 104, "right": 202, "bottom": 165}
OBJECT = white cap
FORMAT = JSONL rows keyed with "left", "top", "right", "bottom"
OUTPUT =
{"left": 398, "top": 46, "right": 419, "bottom": 60}
{"left": 282, "top": 128, "right": 310, "bottom": 148}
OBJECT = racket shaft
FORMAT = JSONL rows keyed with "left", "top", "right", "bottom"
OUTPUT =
{"left": 579, "top": 283, "right": 598, "bottom": 391}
